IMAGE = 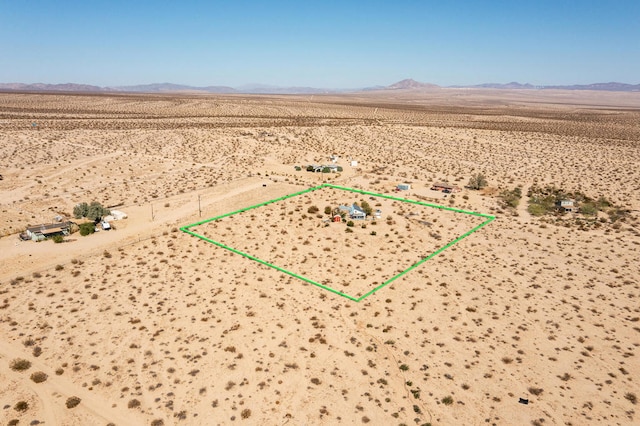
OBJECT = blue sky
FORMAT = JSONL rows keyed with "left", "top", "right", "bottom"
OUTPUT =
{"left": 1, "top": 0, "right": 638, "bottom": 87}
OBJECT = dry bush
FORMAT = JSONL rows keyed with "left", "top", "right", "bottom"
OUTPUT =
{"left": 66, "top": 396, "right": 81, "bottom": 409}
{"left": 528, "top": 387, "right": 544, "bottom": 396}
{"left": 10, "top": 358, "right": 31, "bottom": 371}
{"left": 30, "top": 371, "right": 48, "bottom": 383}
{"left": 128, "top": 398, "right": 141, "bottom": 409}
{"left": 14, "top": 401, "right": 29, "bottom": 412}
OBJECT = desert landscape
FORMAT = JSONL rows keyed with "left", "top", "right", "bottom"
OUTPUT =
{"left": 0, "top": 89, "right": 639, "bottom": 425}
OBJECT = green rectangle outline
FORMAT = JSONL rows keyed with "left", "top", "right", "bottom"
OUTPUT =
{"left": 181, "top": 183, "right": 494, "bottom": 302}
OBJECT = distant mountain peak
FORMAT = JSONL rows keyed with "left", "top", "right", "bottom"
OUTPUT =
{"left": 387, "top": 79, "right": 439, "bottom": 90}
{"left": 470, "top": 82, "right": 535, "bottom": 89}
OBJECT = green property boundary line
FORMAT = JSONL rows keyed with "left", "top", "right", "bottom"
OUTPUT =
{"left": 181, "top": 183, "right": 495, "bottom": 302}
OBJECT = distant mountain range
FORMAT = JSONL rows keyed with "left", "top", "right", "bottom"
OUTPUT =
{"left": 1, "top": 79, "right": 638, "bottom": 94}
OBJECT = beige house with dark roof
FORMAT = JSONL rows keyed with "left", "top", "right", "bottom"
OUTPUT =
{"left": 25, "top": 222, "right": 71, "bottom": 241}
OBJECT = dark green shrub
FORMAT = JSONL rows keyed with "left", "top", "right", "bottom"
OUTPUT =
{"left": 74, "top": 201, "right": 109, "bottom": 220}
{"left": 52, "top": 234, "right": 64, "bottom": 243}
{"left": 360, "top": 201, "right": 373, "bottom": 216}
{"left": 79, "top": 222, "right": 95, "bottom": 236}
{"left": 346, "top": 220, "right": 354, "bottom": 227}
{"left": 467, "top": 173, "right": 488, "bottom": 190}
{"left": 527, "top": 204, "right": 547, "bottom": 216}
{"left": 441, "top": 396, "right": 454, "bottom": 405}
{"left": 73, "top": 202, "right": 88, "bottom": 219}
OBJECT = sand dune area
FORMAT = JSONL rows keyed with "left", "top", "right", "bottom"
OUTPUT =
{"left": 0, "top": 90, "right": 639, "bottom": 425}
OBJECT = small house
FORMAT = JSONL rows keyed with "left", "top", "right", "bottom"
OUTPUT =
{"left": 431, "top": 182, "right": 460, "bottom": 193}
{"left": 350, "top": 204, "right": 367, "bottom": 220}
{"left": 25, "top": 221, "right": 71, "bottom": 241}
{"left": 110, "top": 210, "right": 128, "bottom": 220}
{"left": 338, "top": 204, "right": 367, "bottom": 220}
{"left": 397, "top": 183, "right": 411, "bottom": 191}
{"left": 333, "top": 214, "right": 342, "bottom": 223}
{"left": 557, "top": 199, "right": 576, "bottom": 213}
{"left": 350, "top": 160, "right": 358, "bottom": 167}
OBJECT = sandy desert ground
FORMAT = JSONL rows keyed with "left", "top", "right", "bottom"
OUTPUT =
{"left": 0, "top": 89, "right": 639, "bottom": 425}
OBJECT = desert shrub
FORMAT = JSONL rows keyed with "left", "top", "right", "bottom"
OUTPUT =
{"left": 307, "top": 205, "right": 319, "bottom": 214}
{"left": 79, "top": 222, "right": 95, "bottom": 236}
{"left": 467, "top": 173, "right": 488, "bottom": 190}
{"left": 128, "top": 398, "right": 141, "bottom": 409}
{"left": 32, "top": 346, "right": 42, "bottom": 357}
{"left": 441, "top": 395, "right": 454, "bottom": 405}
{"left": 345, "top": 227, "right": 353, "bottom": 233}
{"left": 346, "top": 220, "right": 354, "bottom": 227}
{"left": 399, "top": 364, "right": 409, "bottom": 371}
{"left": 321, "top": 166, "right": 331, "bottom": 173}
{"left": 55, "top": 264, "right": 64, "bottom": 270}
{"left": 66, "top": 396, "right": 81, "bottom": 408}
{"left": 14, "top": 401, "right": 29, "bottom": 411}
{"left": 324, "top": 206, "right": 332, "bottom": 215}
{"left": 527, "top": 203, "right": 547, "bottom": 216}
{"left": 499, "top": 186, "right": 522, "bottom": 208}
{"left": 625, "top": 392, "right": 637, "bottom": 405}
{"left": 528, "top": 387, "right": 544, "bottom": 396}
{"left": 73, "top": 202, "right": 88, "bottom": 218}
{"left": 52, "top": 234, "right": 64, "bottom": 243}
{"left": 241, "top": 408, "right": 252, "bottom": 419}
{"left": 337, "top": 166, "right": 343, "bottom": 172}
{"left": 151, "top": 420, "right": 165, "bottom": 426}
{"left": 74, "top": 201, "right": 110, "bottom": 220}
{"left": 360, "top": 201, "right": 373, "bottom": 216}
{"left": 10, "top": 358, "right": 32, "bottom": 371}
{"left": 294, "top": 166, "right": 301, "bottom": 171}
{"left": 580, "top": 203, "right": 597, "bottom": 216}
{"left": 30, "top": 371, "right": 48, "bottom": 383}
{"left": 306, "top": 165, "right": 315, "bottom": 172}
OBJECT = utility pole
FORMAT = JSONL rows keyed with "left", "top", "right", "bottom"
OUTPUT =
{"left": 151, "top": 204, "right": 154, "bottom": 221}
{"left": 198, "top": 195, "right": 202, "bottom": 217}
